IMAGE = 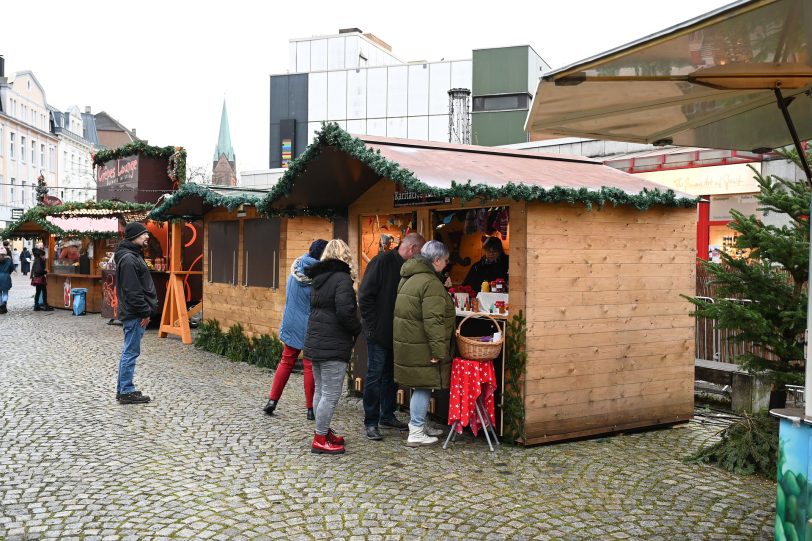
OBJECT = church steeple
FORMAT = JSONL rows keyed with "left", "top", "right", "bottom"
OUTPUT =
{"left": 213, "top": 100, "right": 235, "bottom": 162}
{"left": 212, "top": 100, "right": 237, "bottom": 186}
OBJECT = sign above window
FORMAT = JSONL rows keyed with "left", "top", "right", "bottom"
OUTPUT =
{"left": 393, "top": 191, "right": 451, "bottom": 208}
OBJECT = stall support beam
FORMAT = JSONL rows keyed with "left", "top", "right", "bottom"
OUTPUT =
{"left": 158, "top": 221, "right": 194, "bottom": 344}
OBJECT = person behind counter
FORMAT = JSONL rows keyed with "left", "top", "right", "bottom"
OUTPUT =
{"left": 393, "top": 240, "right": 456, "bottom": 447}
{"left": 463, "top": 236, "right": 509, "bottom": 291}
{"left": 31, "top": 248, "right": 53, "bottom": 312}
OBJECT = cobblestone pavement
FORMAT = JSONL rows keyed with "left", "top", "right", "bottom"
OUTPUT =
{"left": 1, "top": 274, "right": 775, "bottom": 540}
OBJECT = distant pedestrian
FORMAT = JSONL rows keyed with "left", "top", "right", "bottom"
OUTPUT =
{"left": 0, "top": 250, "right": 12, "bottom": 314}
{"left": 263, "top": 238, "right": 328, "bottom": 419}
{"left": 114, "top": 223, "right": 158, "bottom": 405}
{"left": 303, "top": 239, "right": 362, "bottom": 454}
{"left": 358, "top": 232, "right": 425, "bottom": 441}
{"left": 30, "top": 248, "right": 53, "bottom": 312}
{"left": 11, "top": 248, "right": 20, "bottom": 274}
{"left": 393, "top": 240, "right": 455, "bottom": 447}
{"left": 20, "top": 247, "right": 31, "bottom": 276}
{"left": 2, "top": 240, "right": 10, "bottom": 258}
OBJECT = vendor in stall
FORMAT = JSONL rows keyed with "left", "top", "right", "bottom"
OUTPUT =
{"left": 462, "top": 236, "right": 509, "bottom": 291}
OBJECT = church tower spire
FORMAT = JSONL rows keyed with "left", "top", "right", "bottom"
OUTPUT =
{"left": 212, "top": 100, "right": 237, "bottom": 185}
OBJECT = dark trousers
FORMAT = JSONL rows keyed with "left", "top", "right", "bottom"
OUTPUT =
{"left": 34, "top": 283, "right": 47, "bottom": 307}
{"left": 363, "top": 338, "right": 397, "bottom": 427}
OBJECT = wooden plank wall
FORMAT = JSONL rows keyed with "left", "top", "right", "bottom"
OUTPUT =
{"left": 202, "top": 207, "right": 333, "bottom": 338}
{"left": 523, "top": 204, "right": 696, "bottom": 445}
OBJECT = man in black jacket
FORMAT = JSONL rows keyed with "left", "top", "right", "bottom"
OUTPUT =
{"left": 359, "top": 232, "right": 424, "bottom": 440}
{"left": 114, "top": 223, "right": 158, "bottom": 405}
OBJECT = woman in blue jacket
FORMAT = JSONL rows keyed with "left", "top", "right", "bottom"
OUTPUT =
{"left": 263, "top": 239, "right": 327, "bottom": 419}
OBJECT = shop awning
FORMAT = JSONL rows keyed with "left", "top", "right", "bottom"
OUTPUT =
{"left": 525, "top": 0, "right": 812, "bottom": 152}
{"left": 258, "top": 124, "right": 697, "bottom": 216}
{"left": 1, "top": 201, "right": 153, "bottom": 239}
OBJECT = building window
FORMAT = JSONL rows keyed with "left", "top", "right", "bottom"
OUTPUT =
{"left": 243, "top": 218, "right": 281, "bottom": 288}
{"left": 49, "top": 147, "right": 55, "bottom": 171}
{"left": 40, "top": 144, "right": 45, "bottom": 166}
{"left": 10, "top": 133, "right": 15, "bottom": 159}
{"left": 0, "top": 127, "right": 3, "bottom": 156}
{"left": 208, "top": 220, "right": 239, "bottom": 284}
{"left": 31, "top": 140, "right": 36, "bottom": 164}
{"left": 22, "top": 181, "right": 26, "bottom": 205}
{"left": 472, "top": 93, "right": 530, "bottom": 112}
{"left": 20, "top": 137, "right": 26, "bottom": 162}
{"left": 10, "top": 178, "right": 15, "bottom": 204}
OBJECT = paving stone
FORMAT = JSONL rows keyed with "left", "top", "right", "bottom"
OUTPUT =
{"left": 0, "top": 274, "right": 777, "bottom": 539}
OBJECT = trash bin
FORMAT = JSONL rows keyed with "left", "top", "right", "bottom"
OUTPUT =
{"left": 70, "top": 288, "right": 88, "bottom": 316}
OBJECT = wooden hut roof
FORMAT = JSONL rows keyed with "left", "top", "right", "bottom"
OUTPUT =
{"left": 1, "top": 201, "right": 153, "bottom": 239}
{"left": 148, "top": 182, "right": 264, "bottom": 221}
{"left": 257, "top": 124, "right": 697, "bottom": 217}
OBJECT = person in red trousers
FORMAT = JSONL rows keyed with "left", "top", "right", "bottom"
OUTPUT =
{"left": 263, "top": 239, "right": 328, "bottom": 419}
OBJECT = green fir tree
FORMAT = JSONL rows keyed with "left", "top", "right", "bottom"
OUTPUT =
{"left": 35, "top": 174, "right": 49, "bottom": 206}
{"left": 688, "top": 153, "right": 809, "bottom": 389}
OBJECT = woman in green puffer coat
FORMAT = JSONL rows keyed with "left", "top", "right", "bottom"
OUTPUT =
{"left": 393, "top": 240, "right": 456, "bottom": 447}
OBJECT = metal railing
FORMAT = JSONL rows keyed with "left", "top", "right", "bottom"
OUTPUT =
{"left": 694, "top": 296, "right": 780, "bottom": 364}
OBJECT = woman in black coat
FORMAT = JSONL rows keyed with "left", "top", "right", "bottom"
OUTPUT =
{"left": 31, "top": 248, "right": 53, "bottom": 311}
{"left": 20, "top": 247, "right": 31, "bottom": 276}
{"left": 303, "top": 239, "right": 361, "bottom": 455}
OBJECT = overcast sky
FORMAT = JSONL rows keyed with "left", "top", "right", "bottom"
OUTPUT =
{"left": 3, "top": 0, "right": 732, "bottom": 176}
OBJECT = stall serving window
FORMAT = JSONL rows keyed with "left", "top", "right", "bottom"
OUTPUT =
{"left": 243, "top": 218, "right": 281, "bottom": 288}
{"left": 359, "top": 212, "right": 416, "bottom": 277}
{"left": 431, "top": 206, "right": 510, "bottom": 291}
{"left": 208, "top": 220, "right": 239, "bottom": 284}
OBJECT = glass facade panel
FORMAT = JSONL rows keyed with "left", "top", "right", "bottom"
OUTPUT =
{"left": 347, "top": 69, "right": 367, "bottom": 120}
{"left": 387, "top": 66, "right": 408, "bottom": 117}
{"left": 289, "top": 43, "right": 298, "bottom": 72}
{"left": 311, "top": 39, "right": 328, "bottom": 71}
{"left": 428, "top": 115, "right": 448, "bottom": 142}
{"left": 296, "top": 41, "right": 311, "bottom": 73}
{"left": 345, "top": 36, "right": 360, "bottom": 70}
{"left": 407, "top": 116, "right": 428, "bottom": 140}
{"left": 387, "top": 117, "right": 407, "bottom": 138}
{"left": 451, "top": 60, "right": 473, "bottom": 90}
{"left": 307, "top": 122, "right": 321, "bottom": 142}
{"left": 408, "top": 64, "right": 429, "bottom": 116}
{"left": 429, "top": 62, "right": 452, "bottom": 115}
{"left": 367, "top": 68, "right": 388, "bottom": 118}
{"left": 327, "top": 71, "right": 347, "bottom": 121}
{"left": 346, "top": 119, "right": 367, "bottom": 134}
{"left": 367, "top": 118, "right": 386, "bottom": 136}
{"left": 308, "top": 72, "right": 328, "bottom": 121}
{"left": 328, "top": 37, "right": 345, "bottom": 70}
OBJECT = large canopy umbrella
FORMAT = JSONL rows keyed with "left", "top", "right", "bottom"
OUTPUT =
{"left": 525, "top": 0, "right": 812, "bottom": 414}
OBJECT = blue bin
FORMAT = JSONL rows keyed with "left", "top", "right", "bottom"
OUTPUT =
{"left": 70, "top": 288, "right": 88, "bottom": 316}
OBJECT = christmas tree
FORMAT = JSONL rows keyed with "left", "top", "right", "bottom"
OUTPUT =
{"left": 689, "top": 152, "right": 809, "bottom": 389}
{"left": 35, "top": 173, "right": 48, "bottom": 206}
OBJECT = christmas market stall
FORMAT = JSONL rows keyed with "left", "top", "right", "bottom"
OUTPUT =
{"left": 0, "top": 201, "right": 154, "bottom": 313}
{"left": 256, "top": 123, "right": 699, "bottom": 445}
{"left": 148, "top": 182, "right": 335, "bottom": 342}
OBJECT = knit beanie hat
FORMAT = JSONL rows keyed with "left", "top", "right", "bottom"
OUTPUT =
{"left": 124, "top": 222, "right": 149, "bottom": 240}
{"left": 308, "top": 239, "right": 328, "bottom": 260}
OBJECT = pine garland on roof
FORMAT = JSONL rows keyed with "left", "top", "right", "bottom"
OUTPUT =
{"left": 257, "top": 122, "right": 699, "bottom": 216}
{"left": 148, "top": 182, "right": 262, "bottom": 221}
{"left": 92, "top": 140, "right": 187, "bottom": 183}
{"left": 1, "top": 201, "right": 155, "bottom": 240}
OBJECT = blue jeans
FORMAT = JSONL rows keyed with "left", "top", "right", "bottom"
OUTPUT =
{"left": 117, "top": 318, "right": 146, "bottom": 395}
{"left": 363, "top": 338, "right": 396, "bottom": 427}
{"left": 409, "top": 389, "right": 431, "bottom": 427}
{"left": 312, "top": 360, "right": 346, "bottom": 436}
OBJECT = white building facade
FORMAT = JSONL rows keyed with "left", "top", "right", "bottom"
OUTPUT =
{"left": 0, "top": 69, "right": 59, "bottom": 227}
{"left": 51, "top": 105, "right": 95, "bottom": 203}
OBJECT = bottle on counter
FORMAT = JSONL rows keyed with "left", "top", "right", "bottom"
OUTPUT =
{"left": 481, "top": 280, "right": 490, "bottom": 292}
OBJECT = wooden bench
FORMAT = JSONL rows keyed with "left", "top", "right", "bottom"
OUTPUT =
{"left": 695, "top": 359, "right": 771, "bottom": 413}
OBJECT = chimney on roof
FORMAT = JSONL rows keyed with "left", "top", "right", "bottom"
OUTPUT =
{"left": 132, "top": 128, "right": 137, "bottom": 136}
{"left": 85, "top": 106, "right": 91, "bottom": 114}
{"left": 339, "top": 27, "right": 362, "bottom": 34}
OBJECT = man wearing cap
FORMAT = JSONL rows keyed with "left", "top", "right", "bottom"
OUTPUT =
{"left": 114, "top": 222, "right": 158, "bottom": 404}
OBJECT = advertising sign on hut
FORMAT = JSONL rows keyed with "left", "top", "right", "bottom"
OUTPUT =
{"left": 96, "top": 154, "right": 172, "bottom": 204}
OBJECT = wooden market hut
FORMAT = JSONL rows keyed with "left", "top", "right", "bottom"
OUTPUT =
{"left": 0, "top": 201, "right": 154, "bottom": 312}
{"left": 251, "top": 124, "right": 699, "bottom": 445}
{"left": 148, "top": 182, "right": 335, "bottom": 339}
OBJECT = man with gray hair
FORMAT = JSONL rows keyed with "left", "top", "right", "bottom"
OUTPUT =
{"left": 359, "top": 231, "right": 425, "bottom": 440}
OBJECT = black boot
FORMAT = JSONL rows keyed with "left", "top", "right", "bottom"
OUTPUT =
{"left": 263, "top": 399, "right": 277, "bottom": 415}
{"left": 307, "top": 408, "right": 315, "bottom": 421}
{"left": 0, "top": 303, "right": 7, "bottom": 314}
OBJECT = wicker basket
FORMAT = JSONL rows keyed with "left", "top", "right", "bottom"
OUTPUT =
{"left": 455, "top": 314, "right": 503, "bottom": 360}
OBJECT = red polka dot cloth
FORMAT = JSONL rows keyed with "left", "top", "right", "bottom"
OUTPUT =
{"left": 448, "top": 357, "right": 496, "bottom": 436}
